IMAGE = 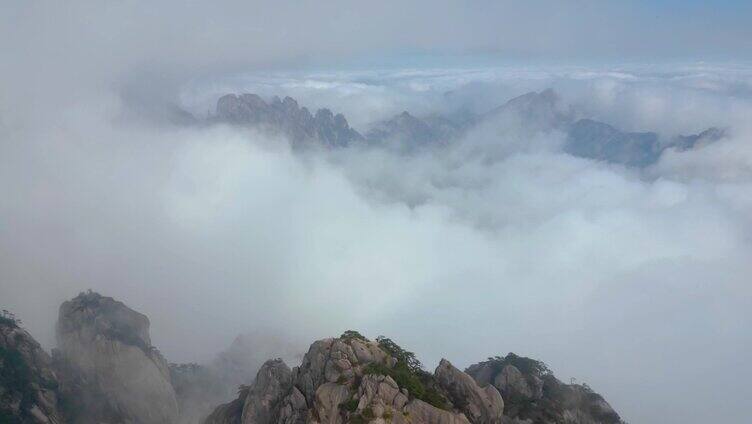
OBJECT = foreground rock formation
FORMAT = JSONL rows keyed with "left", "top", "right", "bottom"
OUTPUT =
{"left": 54, "top": 291, "right": 179, "bottom": 424}
{"left": 0, "top": 314, "right": 65, "bottom": 423}
{"left": 205, "top": 333, "right": 624, "bottom": 424}
{"left": 465, "top": 354, "right": 622, "bottom": 424}
{"left": 204, "top": 332, "right": 504, "bottom": 424}
{"left": 1, "top": 294, "right": 624, "bottom": 424}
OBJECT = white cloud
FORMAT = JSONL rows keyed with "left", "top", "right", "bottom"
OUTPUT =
{"left": 2, "top": 2, "right": 752, "bottom": 422}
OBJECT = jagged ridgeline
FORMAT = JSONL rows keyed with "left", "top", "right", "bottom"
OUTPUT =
{"left": 1, "top": 294, "right": 624, "bottom": 424}
{"left": 210, "top": 90, "right": 724, "bottom": 167}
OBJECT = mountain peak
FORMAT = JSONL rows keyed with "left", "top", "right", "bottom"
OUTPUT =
{"left": 214, "top": 93, "right": 363, "bottom": 148}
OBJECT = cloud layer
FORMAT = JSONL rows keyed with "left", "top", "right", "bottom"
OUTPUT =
{"left": 2, "top": 3, "right": 752, "bottom": 424}
{"left": 3, "top": 64, "right": 752, "bottom": 424}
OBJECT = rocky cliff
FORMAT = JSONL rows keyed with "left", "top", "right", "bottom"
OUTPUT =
{"left": 55, "top": 291, "right": 179, "bottom": 424}
{"left": 465, "top": 354, "right": 622, "bottom": 424}
{"left": 0, "top": 314, "right": 65, "bottom": 423}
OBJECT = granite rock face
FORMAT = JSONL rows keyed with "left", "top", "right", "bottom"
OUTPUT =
{"left": 203, "top": 334, "right": 499, "bottom": 424}
{"left": 435, "top": 359, "right": 503, "bottom": 424}
{"left": 55, "top": 291, "right": 179, "bottom": 424}
{"left": 0, "top": 317, "right": 65, "bottom": 423}
{"left": 171, "top": 331, "right": 303, "bottom": 424}
{"left": 215, "top": 94, "right": 363, "bottom": 148}
{"left": 465, "top": 354, "right": 622, "bottom": 424}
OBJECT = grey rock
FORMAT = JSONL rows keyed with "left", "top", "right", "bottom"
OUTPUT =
{"left": 465, "top": 354, "right": 622, "bottom": 424}
{"left": 276, "top": 386, "right": 308, "bottom": 424}
{"left": 435, "top": 359, "right": 504, "bottom": 424}
{"left": 292, "top": 337, "right": 386, "bottom": 405}
{"left": 403, "top": 399, "right": 471, "bottom": 424}
{"left": 55, "top": 291, "right": 178, "bottom": 424}
{"left": 203, "top": 335, "right": 624, "bottom": 424}
{"left": 203, "top": 397, "right": 246, "bottom": 424}
{"left": 0, "top": 318, "right": 65, "bottom": 423}
{"left": 493, "top": 365, "right": 542, "bottom": 400}
{"left": 241, "top": 359, "right": 293, "bottom": 424}
{"left": 356, "top": 374, "right": 409, "bottom": 412}
{"left": 312, "top": 382, "right": 350, "bottom": 424}
{"left": 354, "top": 373, "right": 470, "bottom": 424}
{"left": 204, "top": 359, "right": 293, "bottom": 424}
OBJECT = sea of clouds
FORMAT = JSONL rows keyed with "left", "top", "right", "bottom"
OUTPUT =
{"left": 3, "top": 63, "right": 751, "bottom": 423}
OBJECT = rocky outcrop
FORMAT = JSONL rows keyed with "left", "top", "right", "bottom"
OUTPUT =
{"left": 0, "top": 316, "right": 65, "bottom": 423}
{"left": 203, "top": 333, "right": 503, "bottom": 424}
{"left": 493, "top": 364, "right": 543, "bottom": 400}
{"left": 55, "top": 291, "right": 178, "bottom": 424}
{"left": 204, "top": 359, "right": 293, "bottom": 424}
{"left": 240, "top": 359, "right": 292, "bottom": 424}
{"left": 435, "top": 359, "right": 503, "bottom": 424}
{"left": 215, "top": 94, "right": 363, "bottom": 148}
{"left": 465, "top": 354, "right": 622, "bottom": 424}
{"left": 172, "top": 331, "right": 303, "bottom": 424}
{"left": 203, "top": 334, "right": 626, "bottom": 424}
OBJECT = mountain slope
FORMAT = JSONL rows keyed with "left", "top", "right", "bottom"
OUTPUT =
{"left": 0, "top": 314, "right": 65, "bottom": 424}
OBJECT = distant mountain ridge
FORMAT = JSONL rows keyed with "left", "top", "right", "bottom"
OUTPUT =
{"left": 211, "top": 90, "right": 724, "bottom": 167}
{"left": 215, "top": 94, "right": 363, "bottom": 148}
